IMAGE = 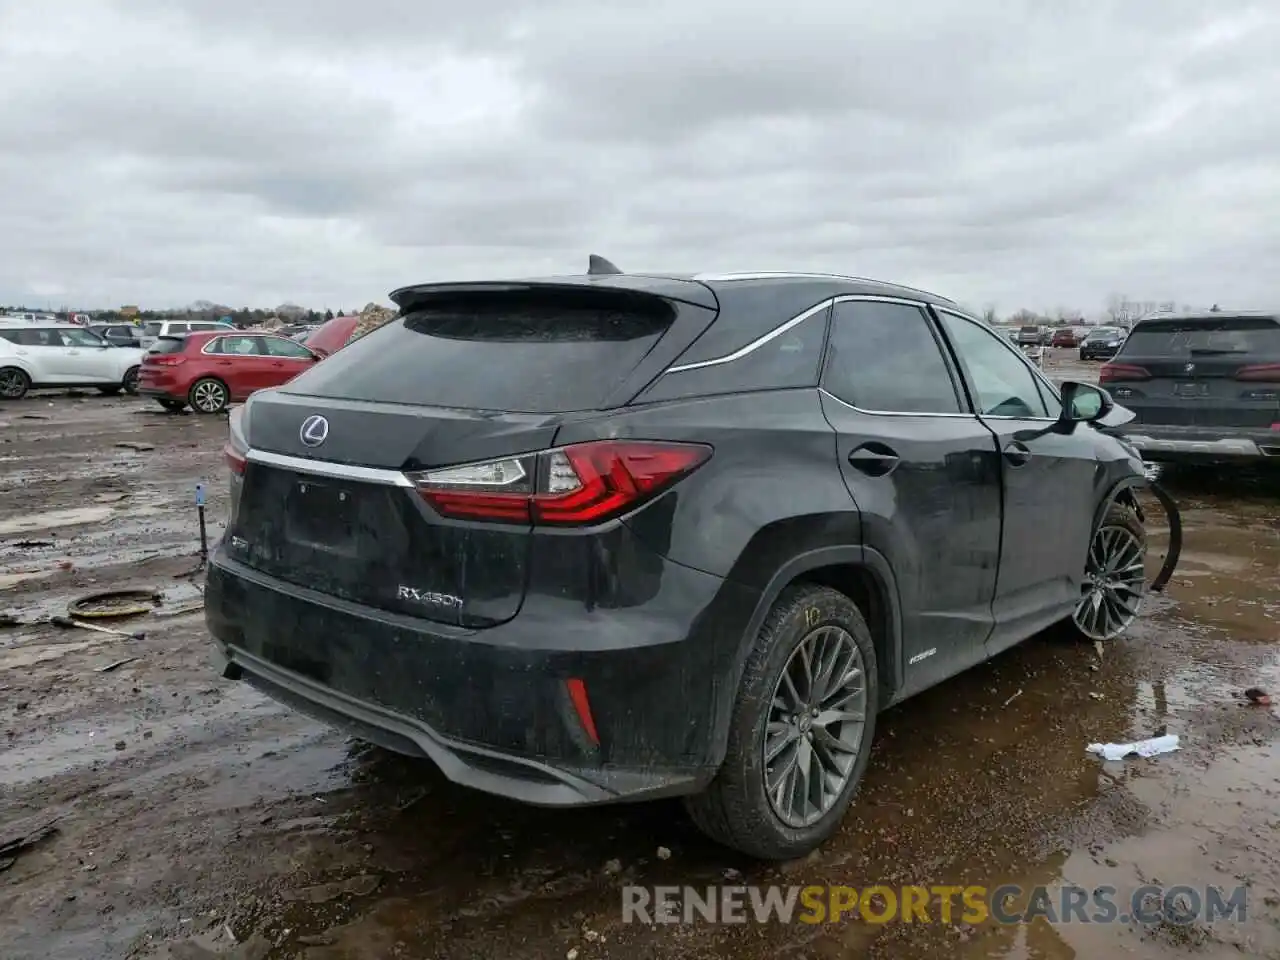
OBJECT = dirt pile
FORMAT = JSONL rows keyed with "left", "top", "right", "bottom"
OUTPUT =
{"left": 348, "top": 302, "right": 397, "bottom": 342}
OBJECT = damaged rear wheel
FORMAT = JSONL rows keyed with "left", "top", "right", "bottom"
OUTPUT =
{"left": 1073, "top": 501, "right": 1147, "bottom": 642}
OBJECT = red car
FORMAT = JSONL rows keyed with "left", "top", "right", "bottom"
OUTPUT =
{"left": 1050, "top": 327, "right": 1082, "bottom": 348}
{"left": 139, "top": 330, "right": 324, "bottom": 413}
{"left": 298, "top": 314, "right": 360, "bottom": 355}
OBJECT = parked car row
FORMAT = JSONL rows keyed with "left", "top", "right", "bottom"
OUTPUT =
{"left": 139, "top": 313, "right": 360, "bottom": 413}
{"left": 0, "top": 319, "right": 144, "bottom": 399}
{"left": 0, "top": 314, "right": 365, "bottom": 405}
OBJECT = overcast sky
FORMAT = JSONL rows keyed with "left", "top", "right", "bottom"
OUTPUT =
{"left": 2, "top": 1, "right": 1277, "bottom": 315}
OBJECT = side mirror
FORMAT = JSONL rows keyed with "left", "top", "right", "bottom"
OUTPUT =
{"left": 1059, "top": 381, "right": 1113, "bottom": 428}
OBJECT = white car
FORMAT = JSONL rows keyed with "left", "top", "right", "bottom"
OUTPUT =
{"left": 0, "top": 322, "right": 146, "bottom": 400}
{"left": 138, "top": 318, "right": 235, "bottom": 349}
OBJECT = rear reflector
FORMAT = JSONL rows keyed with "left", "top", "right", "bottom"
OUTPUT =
{"left": 146, "top": 354, "right": 186, "bottom": 366}
{"left": 408, "top": 440, "right": 712, "bottom": 526}
{"left": 1099, "top": 363, "right": 1151, "bottom": 384}
{"left": 565, "top": 678, "right": 600, "bottom": 745}
{"left": 1235, "top": 363, "right": 1280, "bottom": 382}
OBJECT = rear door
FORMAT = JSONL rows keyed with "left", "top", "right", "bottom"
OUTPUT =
{"left": 1105, "top": 315, "right": 1280, "bottom": 430}
{"left": 228, "top": 282, "right": 716, "bottom": 628}
{"left": 933, "top": 309, "right": 1099, "bottom": 651}
{"left": 820, "top": 297, "right": 1003, "bottom": 693}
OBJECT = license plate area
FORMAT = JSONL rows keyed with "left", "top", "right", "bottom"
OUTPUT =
{"left": 285, "top": 479, "right": 358, "bottom": 556}
{"left": 1174, "top": 381, "right": 1209, "bottom": 398}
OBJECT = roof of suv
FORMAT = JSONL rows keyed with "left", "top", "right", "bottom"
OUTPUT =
{"left": 389, "top": 269, "right": 955, "bottom": 312}
{"left": 1136, "top": 310, "right": 1278, "bottom": 324}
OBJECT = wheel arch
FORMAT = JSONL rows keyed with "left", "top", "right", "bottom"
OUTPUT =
{"left": 711, "top": 545, "right": 904, "bottom": 768}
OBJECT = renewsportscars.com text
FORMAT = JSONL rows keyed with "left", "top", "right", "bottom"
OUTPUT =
{"left": 621, "top": 884, "right": 1248, "bottom": 926}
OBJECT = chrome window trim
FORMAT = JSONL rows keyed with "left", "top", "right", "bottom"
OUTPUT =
{"left": 666, "top": 299, "right": 832, "bottom": 373}
{"left": 819, "top": 388, "right": 976, "bottom": 419}
{"left": 666, "top": 294, "right": 926, "bottom": 374}
{"left": 202, "top": 334, "right": 285, "bottom": 358}
{"left": 245, "top": 449, "right": 414, "bottom": 487}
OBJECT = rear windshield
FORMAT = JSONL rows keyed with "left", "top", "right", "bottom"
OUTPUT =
{"left": 149, "top": 337, "right": 186, "bottom": 355}
{"left": 1122, "top": 317, "right": 1280, "bottom": 357}
{"left": 142, "top": 321, "right": 163, "bottom": 336}
{"left": 287, "top": 289, "right": 676, "bottom": 412}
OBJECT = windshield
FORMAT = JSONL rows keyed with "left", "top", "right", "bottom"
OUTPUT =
{"left": 1123, "top": 317, "right": 1280, "bottom": 356}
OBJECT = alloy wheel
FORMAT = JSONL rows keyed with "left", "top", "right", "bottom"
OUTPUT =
{"left": 763, "top": 625, "right": 868, "bottom": 828}
{"left": 0, "top": 368, "right": 29, "bottom": 398}
{"left": 192, "top": 380, "right": 227, "bottom": 413}
{"left": 123, "top": 367, "right": 139, "bottom": 394}
{"left": 1074, "top": 523, "right": 1146, "bottom": 641}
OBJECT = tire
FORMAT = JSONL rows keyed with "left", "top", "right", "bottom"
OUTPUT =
{"left": 0, "top": 366, "right": 31, "bottom": 400}
{"left": 156, "top": 398, "right": 186, "bottom": 413}
{"left": 684, "top": 584, "right": 879, "bottom": 860}
{"left": 1071, "top": 501, "right": 1147, "bottom": 642}
{"left": 188, "top": 377, "right": 229, "bottom": 414}
{"left": 122, "top": 365, "right": 140, "bottom": 396}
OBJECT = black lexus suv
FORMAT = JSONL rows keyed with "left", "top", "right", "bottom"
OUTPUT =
{"left": 1101, "top": 310, "right": 1280, "bottom": 464}
{"left": 206, "top": 263, "right": 1153, "bottom": 860}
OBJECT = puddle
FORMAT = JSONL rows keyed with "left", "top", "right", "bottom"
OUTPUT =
{"left": 0, "top": 506, "right": 116, "bottom": 536}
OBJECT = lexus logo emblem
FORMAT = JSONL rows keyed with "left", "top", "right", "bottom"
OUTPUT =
{"left": 1184, "top": 362, "right": 1196, "bottom": 374}
{"left": 299, "top": 415, "right": 329, "bottom": 447}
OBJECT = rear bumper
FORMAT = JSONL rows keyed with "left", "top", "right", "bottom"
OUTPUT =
{"left": 1123, "top": 424, "right": 1280, "bottom": 461}
{"left": 205, "top": 547, "right": 756, "bottom": 806}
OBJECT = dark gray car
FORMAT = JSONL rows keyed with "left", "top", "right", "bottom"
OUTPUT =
{"left": 204, "top": 264, "right": 1160, "bottom": 860}
{"left": 1102, "top": 311, "right": 1280, "bottom": 463}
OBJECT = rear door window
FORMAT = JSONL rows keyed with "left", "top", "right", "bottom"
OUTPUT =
{"left": 216, "top": 335, "right": 265, "bottom": 356}
{"left": 289, "top": 289, "right": 677, "bottom": 412}
{"left": 823, "top": 301, "right": 963, "bottom": 413}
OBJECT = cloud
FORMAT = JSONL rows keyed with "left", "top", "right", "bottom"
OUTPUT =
{"left": 1, "top": 0, "right": 1278, "bottom": 313}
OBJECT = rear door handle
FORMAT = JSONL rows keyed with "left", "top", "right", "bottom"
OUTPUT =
{"left": 848, "top": 443, "right": 900, "bottom": 477}
{"left": 1002, "top": 441, "right": 1032, "bottom": 467}
{"left": 216, "top": 360, "right": 234, "bottom": 366}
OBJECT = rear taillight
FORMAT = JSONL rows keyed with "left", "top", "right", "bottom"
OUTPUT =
{"left": 146, "top": 354, "right": 186, "bottom": 366}
{"left": 408, "top": 440, "right": 712, "bottom": 526}
{"left": 1235, "top": 363, "right": 1280, "bottom": 382}
{"left": 1099, "top": 363, "right": 1150, "bottom": 384}
{"left": 223, "top": 443, "right": 246, "bottom": 475}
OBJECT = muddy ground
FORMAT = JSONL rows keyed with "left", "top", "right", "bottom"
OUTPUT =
{"left": 2, "top": 356, "right": 1278, "bottom": 959}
